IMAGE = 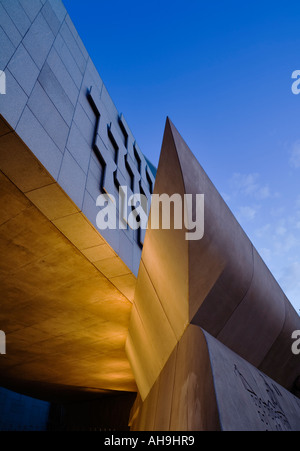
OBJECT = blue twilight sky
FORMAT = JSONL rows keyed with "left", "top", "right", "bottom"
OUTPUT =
{"left": 63, "top": 0, "right": 300, "bottom": 313}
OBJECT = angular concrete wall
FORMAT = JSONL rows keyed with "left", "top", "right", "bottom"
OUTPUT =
{"left": 129, "top": 326, "right": 300, "bottom": 431}
{"left": 126, "top": 118, "right": 300, "bottom": 402}
{"left": 204, "top": 329, "right": 300, "bottom": 431}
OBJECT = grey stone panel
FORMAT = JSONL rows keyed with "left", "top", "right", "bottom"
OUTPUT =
{"left": 86, "top": 157, "right": 118, "bottom": 205}
{"left": 119, "top": 113, "right": 136, "bottom": 161}
{"left": 81, "top": 189, "right": 99, "bottom": 229}
{"left": 64, "top": 13, "right": 77, "bottom": 39}
{"left": 38, "top": 62, "right": 75, "bottom": 126}
{"left": 58, "top": 149, "right": 87, "bottom": 209}
{"left": 108, "top": 121, "right": 133, "bottom": 189}
{"left": 47, "top": 0, "right": 67, "bottom": 24}
{"left": 0, "top": 26, "right": 16, "bottom": 70}
{"left": 122, "top": 158, "right": 133, "bottom": 189}
{"left": 18, "top": 0, "right": 43, "bottom": 23}
{"left": 53, "top": 33, "right": 82, "bottom": 89}
{"left": 85, "top": 170, "right": 102, "bottom": 202}
{"left": 41, "top": 0, "right": 62, "bottom": 35}
{"left": 0, "top": 69, "right": 28, "bottom": 129}
{"left": 22, "top": 13, "right": 55, "bottom": 69}
{"left": 100, "top": 83, "right": 119, "bottom": 125}
{"left": 118, "top": 113, "right": 154, "bottom": 201}
{"left": 107, "top": 137, "right": 117, "bottom": 161}
{"left": 64, "top": 14, "right": 88, "bottom": 61}
{"left": 59, "top": 20, "right": 86, "bottom": 74}
{"left": 73, "top": 102, "right": 95, "bottom": 147}
{"left": 0, "top": 0, "right": 31, "bottom": 37}
{"left": 16, "top": 106, "right": 63, "bottom": 180}
{"left": 76, "top": 37, "right": 89, "bottom": 64}
{"left": 45, "top": 47, "right": 80, "bottom": 106}
{"left": 78, "top": 80, "right": 100, "bottom": 126}
{"left": 126, "top": 152, "right": 140, "bottom": 193}
{"left": 119, "top": 231, "right": 134, "bottom": 271}
{"left": 85, "top": 58, "right": 103, "bottom": 94}
{"left": 27, "top": 81, "right": 69, "bottom": 151}
{"left": 0, "top": 3, "right": 22, "bottom": 47}
{"left": 78, "top": 80, "right": 106, "bottom": 143}
{"left": 84, "top": 159, "right": 121, "bottom": 227}
{"left": 89, "top": 152, "right": 104, "bottom": 184}
{"left": 7, "top": 44, "right": 39, "bottom": 96}
{"left": 66, "top": 121, "right": 92, "bottom": 174}
{"left": 123, "top": 224, "right": 135, "bottom": 246}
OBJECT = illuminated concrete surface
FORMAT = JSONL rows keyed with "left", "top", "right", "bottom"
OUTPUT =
{"left": 0, "top": 117, "right": 137, "bottom": 399}
{"left": 129, "top": 326, "right": 300, "bottom": 431}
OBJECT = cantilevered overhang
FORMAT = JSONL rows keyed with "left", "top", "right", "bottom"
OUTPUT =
{"left": 0, "top": 115, "right": 137, "bottom": 401}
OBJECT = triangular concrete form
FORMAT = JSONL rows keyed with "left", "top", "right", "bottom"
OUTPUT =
{"left": 126, "top": 118, "right": 300, "bottom": 402}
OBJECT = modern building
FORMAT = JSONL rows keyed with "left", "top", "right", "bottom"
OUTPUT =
{"left": 0, "top": 0, "right": 299, "bottom": 431}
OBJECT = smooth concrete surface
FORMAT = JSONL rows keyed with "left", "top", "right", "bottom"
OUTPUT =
{"left": 129, "top": 326, "right": 300, "bottom": 431}
{"left": 126, "top": 118, "right": 300, "bottom": 401}
{"left": 125, "top": 119, "right": 190, "bottom": 400}
{"left": 169, "top": 119, "right": 300, "bottom": 392}
{"left": 0, "top": 117, "right": 137, "bottom": 400}
{"left": 204, "top": 329, "right": 300, "bottom": 431}
{"left": 129, "top": 326, "right": 220, "bottom": 431}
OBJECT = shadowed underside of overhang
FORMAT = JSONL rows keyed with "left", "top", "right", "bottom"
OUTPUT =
{"left": 0, "top": 115, "right": 137, "bottom": 401}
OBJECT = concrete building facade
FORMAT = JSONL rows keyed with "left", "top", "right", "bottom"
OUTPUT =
{"left": 0, "top": 0, "right": 299, "bottom": 431}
